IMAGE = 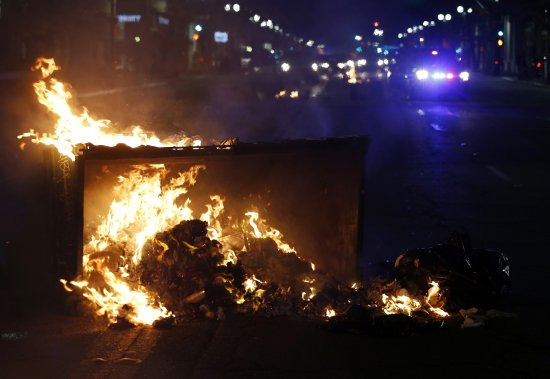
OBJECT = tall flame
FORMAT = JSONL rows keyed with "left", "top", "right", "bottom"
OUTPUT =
{"left": 74, "top": 164, "right": 207, "bottom": 324}
{"left": 200, "top": 195, "right": 225, "bottom": 240}
{"left": 18, "top": 57, "right": 199, "bottom": 161}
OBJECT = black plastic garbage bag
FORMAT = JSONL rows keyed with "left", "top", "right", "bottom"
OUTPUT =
{"left": 393, "top": 233, "right": 510, "bottom": 310}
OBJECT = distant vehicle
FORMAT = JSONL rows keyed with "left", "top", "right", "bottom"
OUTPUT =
{"left": 391, "top": 48, "right": 470, "bottom": 99}
{"left": 353, "top": 47, "right": 391, "bottom": 86}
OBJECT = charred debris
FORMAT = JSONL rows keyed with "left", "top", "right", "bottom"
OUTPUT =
{"left": 73, "top": 215, "right": 512, "bottom": 334}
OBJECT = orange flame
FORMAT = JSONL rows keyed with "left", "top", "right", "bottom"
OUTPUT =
{"left": 381, "top": 281, "right": 449, "bottom": 318}
{"left": 18, "top": 57, "right": 200, "bottom": 161}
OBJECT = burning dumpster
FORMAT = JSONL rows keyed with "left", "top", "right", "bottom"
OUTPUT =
{"left": 78, "top": 138, "right": 368, "bottom": 280}
{"left": 48, "top": 138, "right": 368, "bottom": 325}
{"left": 19, "top": 57, "right": 371, "bottom": 325}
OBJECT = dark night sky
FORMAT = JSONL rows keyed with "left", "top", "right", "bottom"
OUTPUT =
{"left": 244, "top": 0, "right": 478, "bottom": 45}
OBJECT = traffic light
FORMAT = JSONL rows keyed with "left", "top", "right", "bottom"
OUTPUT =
{"left": 373, "top": 21, "right": 380, "bottom": 27}
{"left": 193, "top": 33, "right": 200, "bottom": 41}
{"left": 354, "top": 35, "right": 363, "bottom": 41}
{"left": 497, "top": 38, "right": 504, "bottom": 47}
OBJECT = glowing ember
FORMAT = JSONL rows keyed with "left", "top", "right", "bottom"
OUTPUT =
{"left": 324, "top": 306, "right": 336, "bottom": 318}
{"left": 301, "top": 287, "right": 317, "bottom": 301}
{"left": 17, "top": 58, "right": 199, "bottom": 161}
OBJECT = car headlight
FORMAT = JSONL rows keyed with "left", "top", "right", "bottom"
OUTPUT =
{"left": 432, "top": 72, "right": 446, "bottom": 80}
{"left": 459, "top": 71, "right": 470, "bottom": 81}
{"left": 416, "top": 69, "right": 429, "bottom": 80}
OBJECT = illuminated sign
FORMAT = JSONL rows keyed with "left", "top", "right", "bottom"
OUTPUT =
{"left": 117, "top": 15, "right": 142, "bottom": 23}
{"left": 214, "top": 31, "right": 229, "bottom": 43}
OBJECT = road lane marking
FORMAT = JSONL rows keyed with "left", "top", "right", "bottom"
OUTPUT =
{"left": 486, "top": 165, "right": 512, "bottom": 182}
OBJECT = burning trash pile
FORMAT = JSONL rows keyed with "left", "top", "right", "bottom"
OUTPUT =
{"left": 19, "top": 58, "right": 511, "bottom": 332}
{"left": 327, "top": 233, "right": 511, "bottom": 334}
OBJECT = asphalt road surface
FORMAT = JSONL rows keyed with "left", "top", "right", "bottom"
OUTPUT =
{"left": 0, "top": 73, "right": 549, "bottom": 378}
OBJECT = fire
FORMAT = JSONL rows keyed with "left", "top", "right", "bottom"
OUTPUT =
{"left": 20, "top": 57, "right": 451, "bottom": 326}
{"left": 200, "top": 195, "right": 225, "bottom": 240}
{"left": 68, "top": 164, "right": 207, "bottom": 324}
{"left": 324, "top": 306, "right": 336, "bottom": 318}
{"left": 381, "top": 281, "right": 449, "bottom": 318}
{"left": 425, "top": 281, "right": 449, "bottom": 317}
{"left": 72, "top": 161, "right": 300, "bottom": 324}
{"left": 381, "top": 294, "right": 422, "bottom": 316}
{"left": 245, "top": 211, "right": 296, "bottom": 254}
{"left": 17, "top": 58, "right": 199, "bottom": 161}
{"left": 301, "top": 286, "right": 317, "bottom": 301}
{"left": 88, "top": 164, "right": 205, "bottom": 265}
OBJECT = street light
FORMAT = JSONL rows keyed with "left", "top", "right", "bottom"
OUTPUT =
{"left": 423, "top": 21, "right": 429, "bottom": 27}
{"left": 445, "top": 14, "right": 452, "bottom": 21}
{"left": 438, "top": 14, "right": 444, "bottom": 21}
{"left": 407, "top": 27, "right": 413, "bottom": 33}
{"left": 232, "top": 3, "right": 240, "bottom": 12}
{"left": 224, "top": 3, "right": 231, "bottom": 12}
{"left": 457, "top": 6, "right": 464, "bottom": 13}
{"left": 467, "top": 8, "right": 473, "bottom": 13}
{"left": 253, "top": 14, "right": 260, "bottom": 23}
